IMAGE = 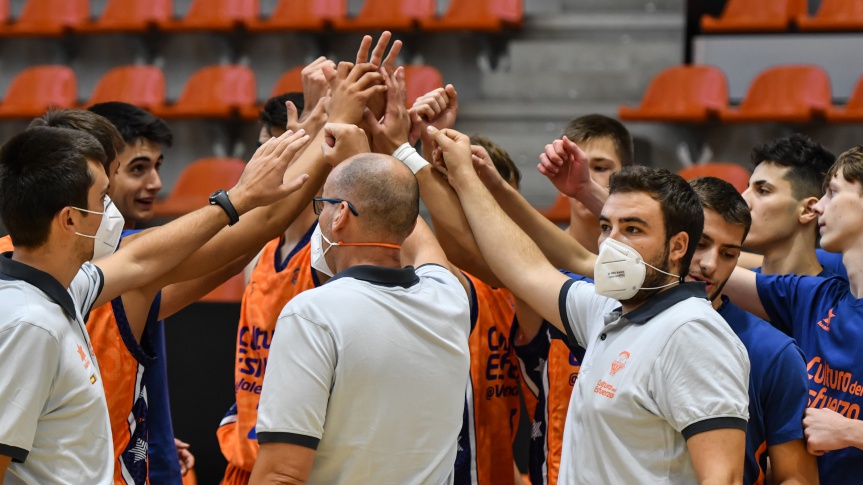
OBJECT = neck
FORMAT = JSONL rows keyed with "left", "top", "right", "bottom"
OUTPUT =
{"left": 843, "top": 245, "right": 863, "bottom": 298}
{"left": 279, "top": 206, "right": 318, "bottom": 261}
{"left": 567, "top": 210, "right": 600, "bottom": 254}
{"left": 12, "top": 243, "right": 83, "bottom": 288}
{"left": 333, "top": 246, "right": 402, "bottom": 274}
{"left": 711, "top": 295, "right": 722, "bottom": 310}
{"left": 759, "top": 231, "right": 822, "bottom": 276}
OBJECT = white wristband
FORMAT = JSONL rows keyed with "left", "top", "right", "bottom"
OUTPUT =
{"left": 392, "top": 143, "right": 430, "bottom": 175}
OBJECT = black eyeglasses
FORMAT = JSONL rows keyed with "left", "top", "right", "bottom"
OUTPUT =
{"left": 313, "top": 197, "right": 359, "bottom": 216}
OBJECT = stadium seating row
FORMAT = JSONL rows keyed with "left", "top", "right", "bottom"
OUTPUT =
{"left": 0, "top": 63, "right": 444, "bottom": 119}
{"left": 620, "top": 64, "right": 863, "bottom": 123}
{"left": 702, "top": 0, "right": 863, "bottom": 33}
{"left": 0, "top": 0, "right": 521, "bottom": 35}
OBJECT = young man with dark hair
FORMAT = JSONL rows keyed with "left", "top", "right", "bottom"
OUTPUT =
{"left": 726, "top": 146, "right": 863, "bottom": 483}
{"left": 0, "top": 125, "right": 311, "bottom": 482}
{"left": 435, "top": 129, "right": 749, "bottom": 483}
{"left": 28, "top": 109, "right": 125, "bottom": 177}
{"left": 741, "top": 134, "right": 841, "bottom": 278}
{"left": 87, "top": 102, "right": 173, "bottom": 229}
{"left": 258, "top": 93, "right": 305, "bottom": 145}
{"left": 688, "top": 177, "right": 817, "bottom": 485}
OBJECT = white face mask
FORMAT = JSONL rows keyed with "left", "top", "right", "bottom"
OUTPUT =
{"left": 593, "top": 237, "right": 680, "bottom": 300}
{"left": 310, "top": 223, "right": 403, "bottom": 277}
{"left": 73, "top": 197, "right": 125, "bottom": 262}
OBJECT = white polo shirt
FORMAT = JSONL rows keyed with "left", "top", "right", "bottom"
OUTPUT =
{"left": 557, "top": 281, "right": 750, "bottom": 484}
{"left": 257, "top": 264, "right": 470, "bottom": 485}
{"left": 0, "top": 253, "right": 113, "bottom": 484}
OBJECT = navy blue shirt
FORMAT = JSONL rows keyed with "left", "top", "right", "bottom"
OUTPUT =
{"left": 718, "top": 297, "right": 808, "bottom": 485}
{"left": 752, "top": 249, "right": 846, "bottom": 280}
{"left": 756, "top": 273, "right": 863, "bottom": 483}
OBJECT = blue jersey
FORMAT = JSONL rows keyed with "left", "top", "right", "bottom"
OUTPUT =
{"left": 718, "top": 297, "right": 808, "bottom": 485}
{"left": 816, "top": 249, "right": 847, "bottom": 280}
{"left": 756, "top": 273, "right": 863, "bottom": 482}
{"left": 121, "top": 229, "right": 181, "bottom": 484}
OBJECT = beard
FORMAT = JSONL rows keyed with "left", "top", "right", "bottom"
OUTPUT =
{"left": 619, "top": 245, "right": 678, "bottom": 307}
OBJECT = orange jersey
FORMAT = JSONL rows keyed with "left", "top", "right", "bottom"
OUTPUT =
{"left": 455, "top": 273, "right": 521, "bottom": 485}
{"left": 217, "top": 229, "right": 318, "bottom": 480}
{"left": 0, "top": 235, "right": 12, "bottom": 252}
{"left": 513, "top": 321, "right": 583, "bottom": 485}
{"left": 0, "top": 234, "right": 158, "bottom": 484}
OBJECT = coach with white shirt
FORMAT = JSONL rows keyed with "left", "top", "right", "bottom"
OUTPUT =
{"left": 251, "top": 151, "right": 471, "bottom": 485}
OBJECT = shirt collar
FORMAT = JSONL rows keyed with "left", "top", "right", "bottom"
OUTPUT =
{"left": 327, "top": 264, "right": 420, "bottom": 288}
{"left": 0, "top": 251, "right": 77, "bottom": 319}
{"left": 621, "top": 282, "right": 708, "bottom": 324}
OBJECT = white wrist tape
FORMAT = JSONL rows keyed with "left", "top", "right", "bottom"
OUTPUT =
{"left": 392, "top": 143, "right": 430, "bottom": 175}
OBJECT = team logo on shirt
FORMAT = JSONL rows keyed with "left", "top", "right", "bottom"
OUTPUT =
{"left": 609, "top": 351, "right": 630, "bottom": 376}
{"left": 817, "top": 308, "right": 836, "bottom": 332}
{"left": 76, "top": 344, "right": 91, "bottom": 370}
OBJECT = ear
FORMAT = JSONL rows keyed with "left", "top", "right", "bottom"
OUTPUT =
{"left": 329, "top": 201, "right": 352, "bottom": 235}
{"left": 798, "top": 196, "right": 819, "bottom": 225}
{"left": 57, "top": 207, "right": 78, "bottom": 236}
{"left": 668, "top": 231, "right": 689, "bottom": 273}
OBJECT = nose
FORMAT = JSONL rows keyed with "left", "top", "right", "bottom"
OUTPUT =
{"left": 813, "top": 194, "right": 826, "bottom": 215}
{"left": 148, "top": 171, "right": 163, "bottom": 194}
{"left": 700, "top": 249, "right": 717, "bottom": 275}
{"left": 740, "top": 187, "right": 753, "bottom": 209}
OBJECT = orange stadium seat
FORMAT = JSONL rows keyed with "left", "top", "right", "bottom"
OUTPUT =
{"left": 246, "top": 0, "right": 344, "bottom": 31}
{"left": 420, "top": 0, "right": 522, "bottom": 31}
{"left": 200, "top": 273, "right": 245, "bottom": 303}
{"left": 241, "top": 65, "right": 304, "bottom": 120}
{"left": 797, "top": 0, "right": 863, "bottom": 31}
{"left": 538, "top": 193, "right": 572, "bottom": 224}
{"left": 719, "top": 65, "right": 831, "bottom": 123}
{"left": 153, "top": 65, "right": 256, "bottom": 119}
{"left": 0, "top": 0, "right": 88, "bottom": 36}
{"left": 0, "top": 66, "right": 76, "bottom": 119}
{"left": 85, "top": 66, "right": 167, "bottom": 110}
{"left": 77, "top": 0, "right": 171, "bottom": 33}
{"left": 0, "top": 0, "right": 8, "bottom": 24}
{"left": 619, "top": 65, "right": 728, "bottom": 122}
{"left": 827, "top": 75, "right": 863, "bottom": 122}
{"left": 677, "top": 163, "right": 751, "bottom": 193}
{"left": 333, "top": 0, "right": 434, "bottom": 30}
{"left": 160, "top": 0, "right": 258, "bottom": 32}
{"left": 701, "top": 0, "right": 805, "bottom": 32}
{"left": 153, "top": 157, "right": 246, "bottom": 217}
{"left": 404, "top": 65, "right": 444, "bottom": 108}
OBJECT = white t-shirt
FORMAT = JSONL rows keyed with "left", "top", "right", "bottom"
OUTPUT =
{"left": 257, "top": 264, "right": 470, "bottom": 485}
{"left": 557, "top": 280, "right": 750, "bottom": 484}
{"left": 0, "top": 256, "right": 113, "bottom": 484}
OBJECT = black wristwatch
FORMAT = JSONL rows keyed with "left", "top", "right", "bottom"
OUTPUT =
{"left": 209, "top": 189, "right": 240, "bottom": 226}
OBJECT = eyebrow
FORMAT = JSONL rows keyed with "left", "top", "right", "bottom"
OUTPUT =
{"left": 598, "top": 215, "right": 649, "bottom": 225}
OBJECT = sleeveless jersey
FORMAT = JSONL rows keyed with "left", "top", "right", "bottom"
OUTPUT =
{"left": 0, "top": 235, "right": 162, "bottom": 484}
{"left": 217, "top": 226, "right": 317, "bottom": 482}
{"left": 455, "top": 273, "right": 521, "bottom": 485}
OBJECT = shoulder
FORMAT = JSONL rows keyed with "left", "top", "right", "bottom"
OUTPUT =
{"left": 0, "top": 294, "right": 62, "bottom": 346}
{"left": 664, "top": 299, "right": 746, "bottom": 356}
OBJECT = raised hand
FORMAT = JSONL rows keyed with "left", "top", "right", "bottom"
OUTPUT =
{"left": 537, "top": 136, "right": 592, "bottom": 198}
{"left": 803, "top": 407, "right": 862, "bottom": 455}
{"left": 229, "top": 130, "right": 311, "bottom": 213}
{"left": 427, "top": 126, "right": 473, "bottom": 179}
{"left": 409, "top": 84, "right": 459, "bottom": 146}
{"left": 321, "top": 122, "right": 371, "bottom": 166}
{"left": 363, "top": 67, "right": 411, "bottom": 155}
{"left": 326, "top": 62, "right": 386, "bottom": 125}
{"left": 355, "top": 31, "right": 402, "bottom": 118}
{"left": 471, "top": 144, "right": 508, "bottom": 190}
{"left": 300, "top": 56, "right": 335, "bottom": 118}
{"left": 286, "top": 96, "right": 329, "bottom": 137}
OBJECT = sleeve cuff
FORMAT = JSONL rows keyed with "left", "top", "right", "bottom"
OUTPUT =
{"left": 257, "top": 432, "right": 320, "bottom": 450}
{"left": 558, "top": 279, "right": 578, "bottom": 349}
{"left": 0, "top": 443, "right": 29, "bottom": 463}
{"left": 682, "top": 417, "right": 748, "bottom": 441}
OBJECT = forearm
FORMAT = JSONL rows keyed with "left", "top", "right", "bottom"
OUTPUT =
{"left": 429, "top": 213, "right": 502, "bottom": 288}
{"left": 489, "top": 182, "right": 595, "bottom": 277}
{"left": 158, "top": 251, "right": 254, "bottom": 319}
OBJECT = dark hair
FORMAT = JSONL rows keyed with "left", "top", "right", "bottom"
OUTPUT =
{"left": 87, "top": 101, "right": 173, "bottom": 147}
{"left": 0, "top": 127, "right": 105, "bottom": 248}
{"left": 689, "top": 177, "right": 752, "bottom": 242}
{"left": 825, "top": 146, "right": 863, "bottom": 192}
{"left": 259, "top": 92, "right": 305, "bottom": 130}
{"left": 562, "top": 114, "right": 634, "bottom": 167}
{"left": 608, "top": 166, "right": 703, "bottom": 274}
{"left": 470, "top": 134, "right": 521, "bottom": 187}
{"left": 750, "top": 134, "right": 835, "bottom": 200}
{"left": 28, "top": 109, "right": 123, "bottom": 174}
{"left": 329, "top": 153, "right": 419, "bottom": 241}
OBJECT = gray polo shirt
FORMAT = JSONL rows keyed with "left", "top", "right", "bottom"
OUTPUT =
{"left": 557, "top": 281, "right": 749, "bottom": 484}
{"left": 0, "top": 253, "right": 113, "bottom": 484}
{"left": 257, "top": 264, "right": 470, "bottom": 485}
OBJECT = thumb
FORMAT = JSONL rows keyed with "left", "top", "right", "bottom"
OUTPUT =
{"left": 362, "top": 107, "right": 380, "bottom": 132}
{"left": 426, "top": 125, "right": 452, "bottom": 147}
{"left": 285, "top": 101, "right": 299, "bottom": 128}
{"left": 278, "top": 173, "right": 309, "bottom": 198}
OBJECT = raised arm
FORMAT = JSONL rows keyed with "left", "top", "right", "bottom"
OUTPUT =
{"left": 538, "top": 136, "right": 608, "bottom": 217}
{"left": 430, "top": 126, "right": 571, "bottom": 332}
{"left": 93, "top": 131, "right": 311, "bottom": 308}
{"left": 722, "top": 267, "right": 768, "bottom": 320}
{"left": 401, "top": 216, "right": 470, "bottom": 297}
